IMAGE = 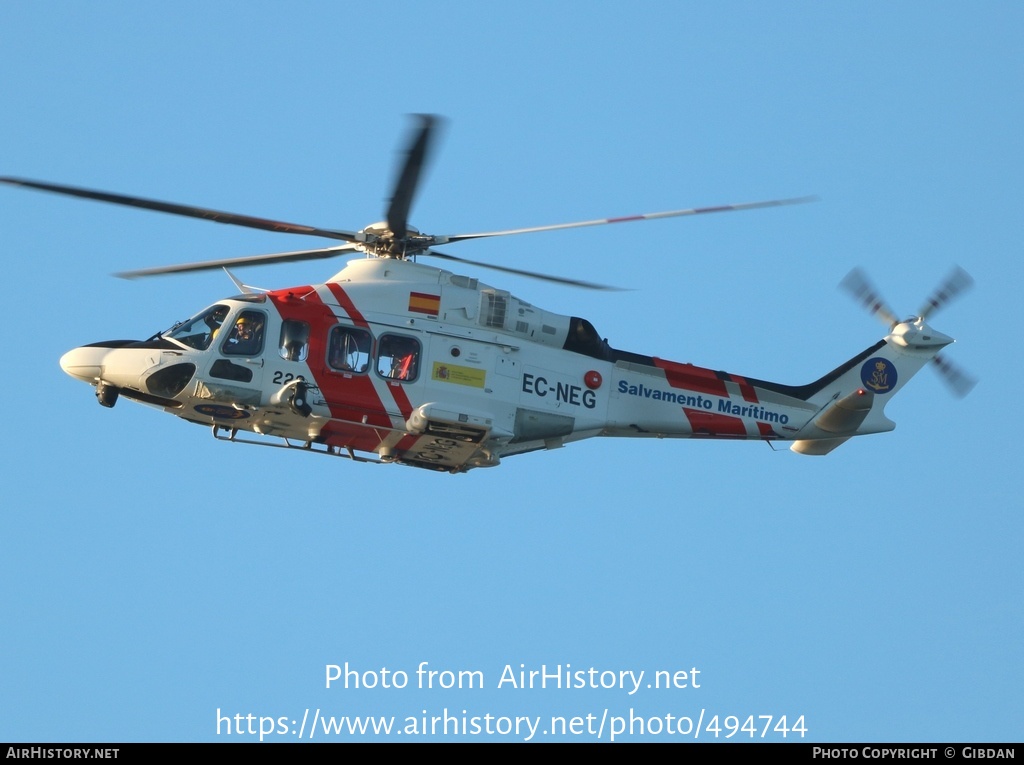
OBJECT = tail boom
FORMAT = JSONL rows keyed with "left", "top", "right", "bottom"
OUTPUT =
{"left": 605, "top": 318, "right": 952, "bottom": 455}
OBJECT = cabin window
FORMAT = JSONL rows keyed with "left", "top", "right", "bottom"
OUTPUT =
{"left": 167, "top": 304, "right": 229, "bottom": 350}
{"left": 328, "top": 325, "right": 372, "bottom": 373}
{"left": 376, "top": 334, "right": 420, "bottom": 381}
{"left": 280, "top": 320, "right": 310, "bottom": 361}
{"left": 222, "top": 310, "right": 266, "bottom": 357}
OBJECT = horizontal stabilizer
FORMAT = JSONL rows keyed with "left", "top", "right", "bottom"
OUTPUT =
{"left": 790, "top": 388, "right": 874, "bottom": 456}
{"left": 791, "top": 436, "right": 850, "bottom": 456}
{"left": 814, "top": 388, "right": 874, "bottom": 434}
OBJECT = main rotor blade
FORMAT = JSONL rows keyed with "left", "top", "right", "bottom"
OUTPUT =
{"left": 115, "top": 244, "right": 359, "bottom": 278}
{"left": 918, "top": 265, "right": 973, "bottom": 320}
{"left": 0, "top": 177, "right": 359, "bottom": 243}
{"left": 425, "top": 249, "right": 621, "bottom": 291}
{"left": 840, "top": 267, "right": 900, "bottom": 327}
{"left": 439, "top": 196, "right": 815, "bottom": 243}
{"left": 387, "top": 115, "right": 438, "bottom": 241}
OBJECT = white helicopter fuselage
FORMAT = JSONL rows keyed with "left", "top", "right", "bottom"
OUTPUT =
{"left": 59, "top": 257, "right": 952, "bottom": 472}
{"left": 8, "top": 117, "right": 970, "bottom": 471}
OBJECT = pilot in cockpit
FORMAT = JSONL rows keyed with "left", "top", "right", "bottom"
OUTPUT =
{"left": 225, "top": 314, "right": 264, "bottom": 356}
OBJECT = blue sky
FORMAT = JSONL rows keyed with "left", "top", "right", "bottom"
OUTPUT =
{"left": 1, "top": 2, "right": 1021, "bottom": 742}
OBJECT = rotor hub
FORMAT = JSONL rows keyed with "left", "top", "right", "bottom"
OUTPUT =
{"left": 356, "top": 222, "right": 428, "bottom": 259}
{"left": 889, "top": 318, "right": 954, "bottom": 350}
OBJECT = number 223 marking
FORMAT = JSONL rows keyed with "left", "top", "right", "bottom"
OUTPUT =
{"left": 272, "top": 371, "right": 305, "bottom": 385}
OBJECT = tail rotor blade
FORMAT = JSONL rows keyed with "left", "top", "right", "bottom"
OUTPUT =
{"left": 918, "top": 265, "right": 973, "bottom": 320}
{"left": 840, "top": 268, "right": 900, "bottom": 327}
{"left": 932, "top": 353, "right": 977, "bottom": 397}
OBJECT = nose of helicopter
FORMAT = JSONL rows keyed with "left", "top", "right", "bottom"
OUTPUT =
{"left": 59, "top": 345, "right": 108, "bottom": 382}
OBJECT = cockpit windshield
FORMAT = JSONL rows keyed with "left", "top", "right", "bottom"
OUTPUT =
{"left": 166, "top": 304, "right": 229, "bottom": 350}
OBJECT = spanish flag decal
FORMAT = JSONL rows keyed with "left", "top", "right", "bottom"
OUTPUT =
{"left": 408, "top": 291, "right": 441, "bottom": 316}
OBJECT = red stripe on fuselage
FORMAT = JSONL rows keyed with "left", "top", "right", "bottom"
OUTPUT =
{"left": 683, "top": 408, "right": 747, "bottom": 438}
{"left": 386, "top": 380, "right": 415, "bottom": 420}
{"left": 325, "top": 281, "right": 425, "bottom": 464}
{"left": 268, "top": 286, "right": 393, "bottom": 429}
{"left": 326, "top": 282, "right": 368, "bottom": 325}
{"left": 318, "top": 420, "right": 393, "bottom": 455}
{"left": 731, "top": 374, "right": 760, "bottom": 403}
{"left": 325, "top": 281, "right": 416, "bottom": 421}
{"left": 271, "top": 283, "right": 425, "bottom": 460}
{"left": 653, "top": 358, "right": 730, "bottom": 398}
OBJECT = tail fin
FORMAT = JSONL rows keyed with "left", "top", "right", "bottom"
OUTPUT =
{"left": 788, "top": 267, "right": 973, "bottom": 455}
{"left": 790, "top": 320, "right": 953, "bottom": 455}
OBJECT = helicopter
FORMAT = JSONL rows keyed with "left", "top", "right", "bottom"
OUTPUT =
{"left": 1, "top": 116, "right": 973, "bottom": 472}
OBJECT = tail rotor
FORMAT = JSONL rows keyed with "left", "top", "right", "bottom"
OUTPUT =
{"left": 841, "top": 266, "right": 976, "bottom": 397}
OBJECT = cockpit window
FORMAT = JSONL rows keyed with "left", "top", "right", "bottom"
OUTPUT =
{"left": 222, "top": 310, "right": 266, "bottom": 357}
{"left": 167, "top": 305, "right": 229, "bottom": 350}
